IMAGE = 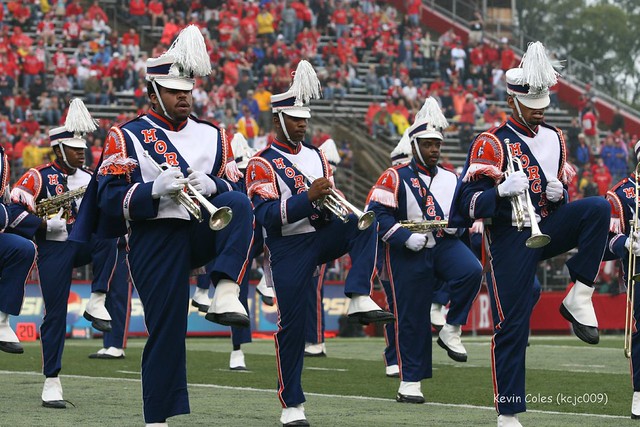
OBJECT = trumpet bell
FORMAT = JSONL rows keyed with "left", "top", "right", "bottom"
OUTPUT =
{"left": 356, "top": 211, "right": 376, "bottom": 230}
{"left": 525, "top": 233, "right": 551, "bottom": 249}
{"left": 209, "top": 206, "right": 233, "bottom": 231}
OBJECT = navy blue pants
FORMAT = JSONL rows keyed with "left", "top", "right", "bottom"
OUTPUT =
{"left": 37, "top": 235, "right": 118, "bottom": 377}
{"left": 306, "top": 264, "right": 326, "bottom": 345}
{"left": 102, "top": 237, "right": 131, "bottom": 349}
{"left": 0, "top": 233, "right": 37, "bottom": 314}
{"left": 267, "top": 214, "right": 377, "bottom": 407}
{"left": 385, "top": 237, "right": 482, "bottom": 382}
{"left": 128, "top": 192, "right": 253, "bottom": 423}
{"left": 383, "top": 278, "right": 449, "bottom": 369}
{"left": 485, "top": 197, "right": 609, "bottom": 415}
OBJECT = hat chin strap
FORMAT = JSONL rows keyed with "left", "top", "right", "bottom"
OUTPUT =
{"left": 277, "top": 111, "right": 298, "bottom": 146}
{"left": 152, "top": 80, "right": 174, "bottom": 121}
{"left": 58, "top": 144, "right": 77, "bottom": 173}
{"left": 412, "top": 139, "right": 427, "bottom": 166}
{"left": 513, "top": 97, "right": 537, "bottom": 136}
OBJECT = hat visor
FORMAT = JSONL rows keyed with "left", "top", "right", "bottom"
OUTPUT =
{"left": 516, "top": 94, "right": 550, "bottom": 110}
{"left": 52, "top": 138, "right": 87, "bottom": 149}
{"left": 154, "top": 77, "right": 194, "bottom": 91}
{"left": 412, "top": 130, "right": 444, "bottom": 141}
{"left": 281, "top": 108, "right": 311, "bottom": 119}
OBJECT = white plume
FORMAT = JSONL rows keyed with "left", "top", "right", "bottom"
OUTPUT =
{"left": 166, "top": 24, "right": 211, "bottom": 77}
{"left": 65, "top": 98, "right": 97, "bottom": 134}
{"left": 289, "top": 60, "right": 322, "bottom": 105}
{"left": 390, "top": 129, "right": 412, "bottom": 159}
{"left": 414, "top": 97, "right": 448, "bottom": 130}
{"left": 519, "top": 41, "right": 561, "bottom": 89}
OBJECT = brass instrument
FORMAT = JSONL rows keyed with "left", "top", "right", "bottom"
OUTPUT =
{"left": 624, "top": 163, "right": 640, "bottom": 358}
{"left": 35, "top": 185, "right": 88, "bottom": 219}
{"left": 504, "top": 138, "right": 551, "bottom": 249}
{"left": 293, "top": 163, "right": 375, "bottom": 230}
{"left": 399, "top": 219, "right": 449, "bottom": 233}
{"left": 142, "top": 151, "right": 233, "bottom": 231}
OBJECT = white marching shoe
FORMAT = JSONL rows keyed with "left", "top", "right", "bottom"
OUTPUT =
{"left": 0, "top": 311, "right": 23, "bottom": 354}
{"left": 229, "top": 349, "right": 247, "bottom": 371}
{"left": 83, "top": 292, "right": 112, "bottom": 332}
{"left": 396, "top": 381, "right": 425, "bottom": 404}
{"left": 304, "top": 342, "right": 326, "bottom": 357}
{"left": 42, "top": 377, "right": 66, "bottom": 409}
{"left": 559, "top": 281, "right": 599, "bottom": 344}
{"left": 437, "top": 324, "right": 467, "bottom": 362}
{"left": 280, "top": 404, "right": 309, "bottom": 426}
{"left": 89, "top": 346, "right": 125, "bottom": 359}
{"left": 497, "top": 414, "right": 522, "bottom": 427}
{"left": 205, "top": 279, "right": 250, "bottom": 328}
{"left": 632, "top": 391, "right": 640, "bottom": 419}
{"left": 256, "top": 276, "right": 275, "bottom": 306}
{"left": 385, "top": 364, "right": 400, "bottom": 378}
{"left": 145, "top": 423, "right": 168, "bottom": 426}
{"left": 191, "top": 286, "right": 211, "bottom": 313}
{"left": 430, "top": 303, "right": 446, "bottom": 331}
{"left": 346, "top": 295, "right": 395, "bottom": 325}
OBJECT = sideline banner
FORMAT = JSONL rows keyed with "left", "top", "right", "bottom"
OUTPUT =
{"left": 16, "top": 283, "right": 626, "bottom": 337}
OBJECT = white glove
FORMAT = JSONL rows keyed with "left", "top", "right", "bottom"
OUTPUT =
{"left": 470, "top": 219, "right": 484, "bottom": 234}
{"left": 151, "top": 167, "right": 188, "bottom": 199}
{"left": 497, "top": 170, "right": 529, "bottom": 197}
{"left": 46, "top": 208, "right": 68, "bottom": 242}
{"left": 405, "top": 233, "right": 427, "bottom": 251}
{"left": 187, "top": 168, "right": 217, "bottom": 196}
{"left": 545, "top": 178, "right": 564, "bottom": 203}
{"left": 625, "top": 232, "right": 640, "bottom": 256}
{"left": 443, "top": 227, "right": 458, "bottom": 235}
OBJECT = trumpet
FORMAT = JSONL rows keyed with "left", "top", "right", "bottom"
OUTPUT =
{"left": 399, "top": 219, "right": 449, "bottom": 233}
{"left": 142, "top": 151, "right": 233, "bottom": 231}
{"left": 293, "top": 163, "right": 375, "bottom": 230}
{"left": 504, "top": 138, "right": 551, "bottom": 249}
{"left": 624, "top": 163, "right": 640, "bottom": 358}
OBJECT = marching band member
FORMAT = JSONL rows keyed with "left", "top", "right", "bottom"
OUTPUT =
{"left": 72, "top": 25, "right": 254, "bottom": 425}
{"left": 603, "top": 144, "right": 640, "bottom": 419}
{"left": 450, "top": 42, "right": 610, "bottom": 426}
{"left": 245, "top": 60, "right": 394, "bottom": 426}
{"left": 89, "top": 236, "right": 131, "bottom": 360}
{"left": 367, "top": 97, "right": 482, "bottom": 403}
{"left": 0, "top": 145, "right": 37, "bottom": 355}
{"left": 8, "top": 98, "right": 119, "bottom": 408}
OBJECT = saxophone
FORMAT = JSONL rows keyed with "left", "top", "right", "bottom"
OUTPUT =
{"left": 35, "top": 185, "right": 88, "bottom": 219}
{"left": 398, "top": 219, "right": 450, "bottom": 233}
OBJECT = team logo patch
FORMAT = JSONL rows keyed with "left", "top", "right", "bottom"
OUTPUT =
{"left": 469, "top": 133, "right": 504, "bottom": 170}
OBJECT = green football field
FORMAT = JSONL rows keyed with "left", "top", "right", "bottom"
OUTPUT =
{"left": 0, "top": 334, "right": 636, "bottom": 426}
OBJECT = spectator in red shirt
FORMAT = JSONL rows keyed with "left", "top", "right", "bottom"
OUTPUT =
{"left": 63, "top": 15, "right": 82, "bottom": 47}
{"left": 407, "top": 0, "right": 421, "bottom": 26}
{"left": 499, "top": 37, "right": 516, "bottom": 71}
{"left": 332, "top": 4, "right": 349, "bottom": 38}
{"left": 20, "top": 47, "right": 44, "bottom": 92}
{"left": 592, "top": 161, "right": 612, "bottom": 195}
{"left": 8, "top": 0, "right": 31, "bottom": 26}
{"left": 122, "top": 28, "right": 141, "bottom": 59}
{"left": 86, "top": 0, "right": 108, "bottom": 22}
{"left": 129, "top": 0, "right": 148, "bottom": 25}
{"left": 148, "top": 0, "right": 165, "bottom": 28}
{"left": 65, "top": 0, "right": 84, "bottom": 18}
